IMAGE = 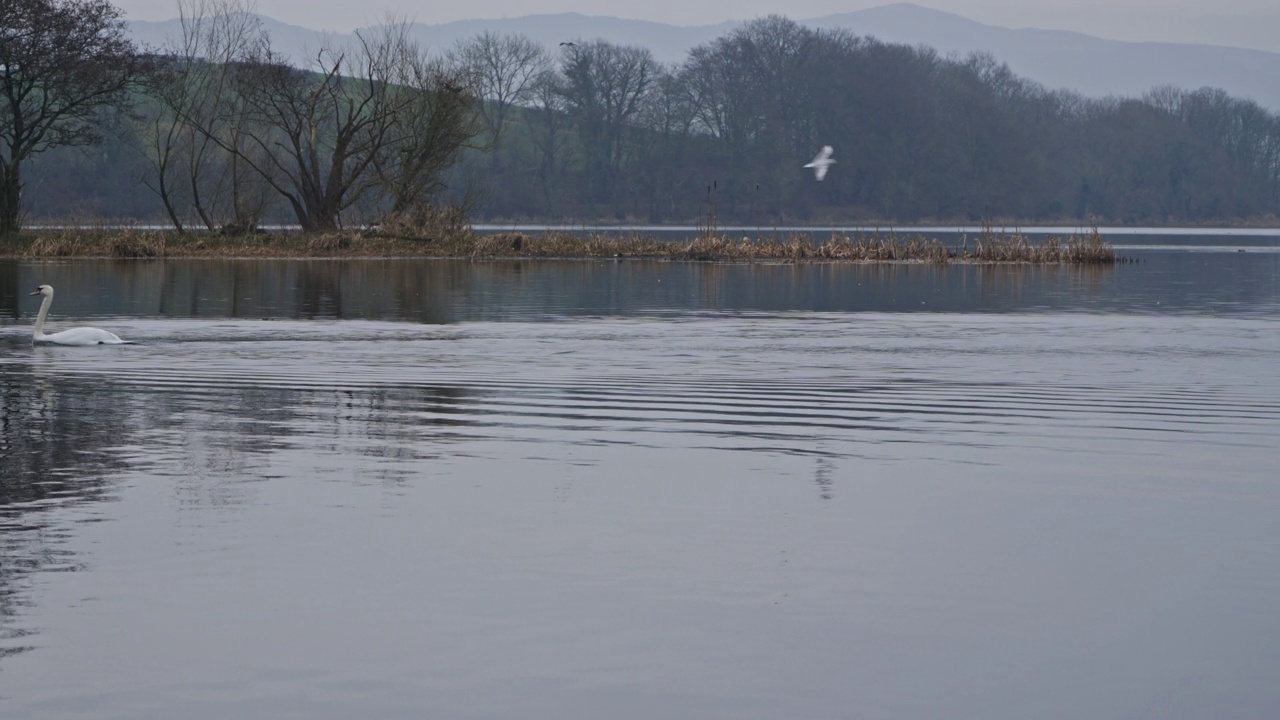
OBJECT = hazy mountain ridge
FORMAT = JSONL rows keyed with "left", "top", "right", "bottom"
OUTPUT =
{"left": 807, "top": 5, "right": 1280, "bottom": 110}
{"left": 126, "top": 11, "right": 735, "bottom": 67}
{"left": 126, "top": 3, "right": 1280, "bottom": 110}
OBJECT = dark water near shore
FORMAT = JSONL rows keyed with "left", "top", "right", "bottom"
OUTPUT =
{"left": 2, "top": 242, "right": 1278, "bottom": 719}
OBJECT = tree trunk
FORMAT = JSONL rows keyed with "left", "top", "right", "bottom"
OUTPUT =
{"left": 153, "top": 158, "right": 186, "bottom": 233}
{"left": 0, "top": 161, "right": 21, "bottom": 235}
{"left": 191, "top": 171, "right": 215, "bottom": 231}
{"left": 159, "top": 182, "right": 186, "bottom": 234}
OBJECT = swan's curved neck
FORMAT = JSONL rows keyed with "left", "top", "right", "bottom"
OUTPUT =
{"left": 33, "top": 293, "right": 52, "bottom": 340}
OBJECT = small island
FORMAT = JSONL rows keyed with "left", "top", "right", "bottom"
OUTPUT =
{"left": 2, "top": 226, "right": 1118, "bottom": 264}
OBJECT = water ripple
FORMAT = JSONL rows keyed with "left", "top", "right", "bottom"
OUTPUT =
{"left": 4, "top": 315, "right": 1276, "bottom": 464}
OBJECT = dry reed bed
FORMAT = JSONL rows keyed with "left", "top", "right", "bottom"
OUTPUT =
{"left": 5, "top": 227, "right": 1118, "bottom": 263}
{"left": 12, "top": 230, "right": 458, "bottom": 259}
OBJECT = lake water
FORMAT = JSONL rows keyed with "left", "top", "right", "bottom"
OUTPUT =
{"left": 2, "top": 239, "right": 1279, "bottom": 719}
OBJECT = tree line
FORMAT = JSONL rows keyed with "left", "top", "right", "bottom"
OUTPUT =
{"left": 463, "top": 17, "right": 1280, "bottom": 224}
{"left": 4, "top": 0, "right": 1280, "bottom": 234}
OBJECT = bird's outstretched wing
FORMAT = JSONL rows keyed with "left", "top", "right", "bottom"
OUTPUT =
{"left": 804, "top": 146, "right": 836, "bottom": 180}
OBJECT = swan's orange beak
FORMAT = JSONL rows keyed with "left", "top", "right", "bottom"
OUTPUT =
{"left": 29, "top": 289, "right": 41, "bottom": 296}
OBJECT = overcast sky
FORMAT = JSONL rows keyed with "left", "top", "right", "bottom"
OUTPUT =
{"left": 114, "top": 0, "right": 1280, "bottom": 50}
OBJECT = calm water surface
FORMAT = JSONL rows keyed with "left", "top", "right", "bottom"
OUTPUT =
{"left": 1, "top": 243, "right": 1279, "bottom": 719}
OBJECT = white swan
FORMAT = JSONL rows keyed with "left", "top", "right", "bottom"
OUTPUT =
{"left": 30, "top": 285, "right": 131, "bottom": 345}
{"left": 804, "top": 145, "right": 836, "bottom": 181}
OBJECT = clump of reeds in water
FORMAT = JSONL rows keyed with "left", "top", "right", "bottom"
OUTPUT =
{"left": 305, "top": 233, "right": 360, "bottom": 253}
{"left": 468, "top": 231, "right": 673, "bottom": 258}
{"left": 464, "top": 231, "right": 946, "bottom": 261}
{"left": 10, "top": 227, "right": 424, "bottom": 259}
{"left": 367, "top": 202, "right": 478, "bottom": 249}
{"left": 5, "top": 223, "right": 1118, "bottom": 264}
{"left": 20, "top": 229, "right": 167, "bottom": 258}
{"left": 23, "top": 234, "right": 84, "bottom": 258}
{"left": 803, "top": 234, "right": 952, "bottom": 262}
{"left": 958, "top": 226, "right": 1114, "bottom": 263}
{"left": 669, "top": 233, "right": 954, "bottom": 262}
{"left": 467, "top": 229, "right": 1108, "bottom": 264}
{"left": 108, "top": 233, "right": 166, "bottom": 258}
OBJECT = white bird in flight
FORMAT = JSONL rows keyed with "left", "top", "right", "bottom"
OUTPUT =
{"left": 804, "top": 145, "right": 835, "bottom": 181}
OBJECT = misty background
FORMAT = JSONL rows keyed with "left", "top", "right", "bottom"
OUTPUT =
{"left": 124, "top": 4, "right": 1280, "bottom": 113}
{"left": 16, "top": 2, "right": 1280, "bottom": 226}
{"left": 115, "top": 0, "right": 1280, "bottom": 54}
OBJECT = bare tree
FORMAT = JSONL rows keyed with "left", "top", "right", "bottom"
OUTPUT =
{"left": 681, "top": 17, "right": 824, "bottom": 217}
{"left": 636, "top": 65, "right": 698, "bottom": 220}
{"left": 375, "top": 45, "right": 483, "bottom": 215}
{"left": 142, "top": 0, "right": 272, "bottom": 232}
{"left": 526, "top": 68, "right": 571, "bottom": 213}
{"left": 0, "top": 0, "right": 144, "bottom": 233}
{"left": 449, "top": 31, "right": 547, "bottom": 149}
{"left": 140, "top": 58, "right": 195, "bottom": 232}
{"left": 156, "top": 13, "right": 482, "bottom": 232}
{"left": 210, "top": 22, "right": 414, "bottom": 231}
{"left": 181, "top": 0, "right": 272, "bottom": 231}
{"left": 557, "top": 40, "right": 657, "bottom": 206}
{"left": 682, "top": 37, "right": 760, "bottom": 152}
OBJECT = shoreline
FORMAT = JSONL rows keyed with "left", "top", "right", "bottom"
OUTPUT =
{"left": 0, "top": 228, "right": 1120, "bottom": 264}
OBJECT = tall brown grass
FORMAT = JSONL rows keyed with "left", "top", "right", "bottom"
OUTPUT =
{"left": 4, "top": 225, "right": 1118, "bottom": 263}
{"left": 960, "top": 226, "right": 1114, "bottom": 263}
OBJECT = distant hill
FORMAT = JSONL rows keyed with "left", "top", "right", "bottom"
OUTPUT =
{"left": 806, "top": 4, "right": 1280, "bottom": 110}
{"left": 127, "top": 3, "right": 1280, "bottom": 111}
{"left": 397, "top": 13, "right": 736, "bottom": 64}
{"left": 129, "top": 13, "right": 338, "bottom": 61}
{"left": 126, "top": 11, "right": 734, "bottom": 67}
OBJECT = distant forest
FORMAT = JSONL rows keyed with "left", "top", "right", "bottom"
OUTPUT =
{"left": 19, "top": 13, "right": 1280, "bottom": 226}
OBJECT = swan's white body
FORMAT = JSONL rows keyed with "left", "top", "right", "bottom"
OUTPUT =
{"left": 30, "top": 285, "right": 131, "bottom": 346}
{"left": 804, "top": 145, "right": 836, "bottom": 181}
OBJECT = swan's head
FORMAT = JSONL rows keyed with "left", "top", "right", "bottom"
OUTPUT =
{"left": 30, "top": 284, "right": 53, "bottom": 297}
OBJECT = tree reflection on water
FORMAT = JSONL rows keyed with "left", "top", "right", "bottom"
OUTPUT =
{"left": 0, "top": 365, "right": 128, "bottom": 657}
{"left": 0, "top": 352, "right": 480, "bottom": 661}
